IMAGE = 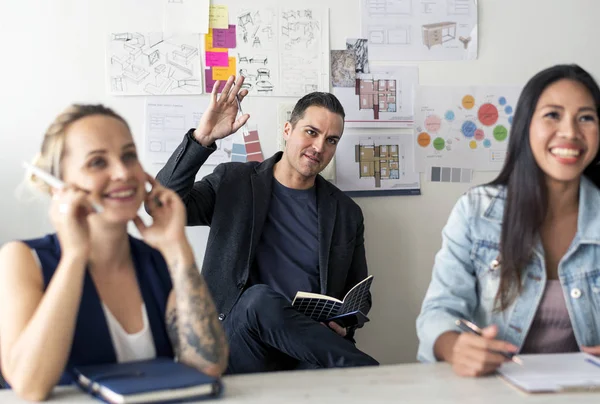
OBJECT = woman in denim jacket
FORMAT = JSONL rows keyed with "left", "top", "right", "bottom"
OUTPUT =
{"left": 417, "top": 64, "right": 600, "bottom": 377}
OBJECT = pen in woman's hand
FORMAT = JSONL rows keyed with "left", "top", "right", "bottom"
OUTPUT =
{"left": 455, "top": 319, "right": 524, "bottom": 365}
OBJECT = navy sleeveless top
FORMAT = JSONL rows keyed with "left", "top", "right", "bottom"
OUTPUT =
{"left": 22, "top": 234, "right": 174, "bottom": 384}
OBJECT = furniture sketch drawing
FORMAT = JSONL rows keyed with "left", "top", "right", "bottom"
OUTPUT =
{"left": 459, "top": 36, "right": 471, "bottom": 49}
{"left": 421, "top": 22, "right": 457, "bottom": 49}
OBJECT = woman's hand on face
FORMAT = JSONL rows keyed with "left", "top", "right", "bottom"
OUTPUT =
{"left": 49, "top": 185, "right": 96, "bottom": 259}
{"left": 450, "top": 325, "right": 518, "bottom": 377}
{"left": 134, "top": 174, "right": 187, "bottom": 253}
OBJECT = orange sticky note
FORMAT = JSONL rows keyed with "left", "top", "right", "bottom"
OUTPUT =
{"left": 205, "top": 29, "right": 227, "bottom": 53}
{"left": 212, "top": 57, "right": 236, "bottom": 80}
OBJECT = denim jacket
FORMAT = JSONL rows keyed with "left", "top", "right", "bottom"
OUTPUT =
{"left": 416, "top": 176, "right": 600, "bottom": 363}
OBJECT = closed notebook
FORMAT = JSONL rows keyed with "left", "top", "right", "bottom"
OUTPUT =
{"left": 73, "top": 357, "right": 223, "bottom": 404}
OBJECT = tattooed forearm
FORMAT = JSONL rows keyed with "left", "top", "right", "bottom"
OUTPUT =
{"left": 168, "top": 260, "right": 228, "bottom": 375}
{"left": 165, "top": 305, "right": 180, "bottom": 358}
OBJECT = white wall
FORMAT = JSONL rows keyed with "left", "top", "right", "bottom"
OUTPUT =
{"left": 1, "top": 0, "right": 599, "bottom": 365}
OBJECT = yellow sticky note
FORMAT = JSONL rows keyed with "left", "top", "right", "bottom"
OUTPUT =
{"left": 209, "top": 5, "right": 228, "bottom": 29}
{"left": 205, "top": 29, "right": 227, "bottom": 52}
{"left": 212, "top": 57, "right": 236, "bottom": 80}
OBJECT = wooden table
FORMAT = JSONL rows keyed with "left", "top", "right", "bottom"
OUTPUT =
{"left": 1, "top": 362, "right": 599, "bottom": 403}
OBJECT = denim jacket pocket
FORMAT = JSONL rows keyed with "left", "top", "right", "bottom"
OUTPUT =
{"left": 470, "top": 239, "right": 501, "bottom": 309}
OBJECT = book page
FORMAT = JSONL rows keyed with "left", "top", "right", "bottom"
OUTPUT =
{"left": 339, "top": 275, "right": 373, "bottom": 314}
{"left": 497, "top": 353, "right": 600, "bottom": 393}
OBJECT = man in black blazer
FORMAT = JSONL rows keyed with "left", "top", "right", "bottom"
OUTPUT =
{"left": 156, "top": 76, "right": 378, "bottom": 373}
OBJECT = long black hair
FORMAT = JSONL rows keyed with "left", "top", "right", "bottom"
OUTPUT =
{"left": 489, "top": 64, "right": 600, "bottom": 311}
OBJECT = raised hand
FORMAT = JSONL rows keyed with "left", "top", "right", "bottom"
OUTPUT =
{"left": 49, "top": 186, "right": 96, "bottom": 259}
{"left": 193, "top": 75, "right": 250, "bottom": 147}
{"left": 134, "top": 174, "right": 188, "bottom": 255}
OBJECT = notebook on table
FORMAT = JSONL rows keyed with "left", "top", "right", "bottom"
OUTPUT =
{"left": 73, "top": 357, "right": 223, "bottom": 403}
{"left": 292, "top": 275, "right": 373, "bottom": 328}
{"left": 497, "top": 352, "right": 600, "bottom": 394}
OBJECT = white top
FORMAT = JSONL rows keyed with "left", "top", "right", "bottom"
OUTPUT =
{"left": 29, "top": 249, "right": 156, "bottom": 362}
{"left": 101, "top": 303, "right": 156, "bottom": 363}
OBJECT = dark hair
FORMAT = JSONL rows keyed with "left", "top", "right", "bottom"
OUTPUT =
{"left": 289, "top": 92, "right": 345, "bottom": 127}
{"left": 489, "top": 64, "right": 600, "bottom": 311}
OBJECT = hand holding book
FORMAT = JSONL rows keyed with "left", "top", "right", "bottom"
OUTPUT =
{"left": 292, "top": 275, "right": 373, "bottom": 329}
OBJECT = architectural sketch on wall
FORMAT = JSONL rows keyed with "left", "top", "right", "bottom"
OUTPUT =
{"left": 233, "top": 7, "right": 327, "bottom": 97}
{"left": 447, "top": 0, "right": 470, "bottom": 15}
{"left": 356, "top": 78, "right": 397, "bottom": 119}
{"left": 235, "top": 8, "right": 279, "bottom": 95}
{"left": 355, "top": 142, "right": 402, "bottom": 188}
{"left": 335, "top": 134, "right": 420, "bottom": 195}
{"left": 279, "top": 8, "right": 324, "bottom": 96}
{"left": 108, "top": 33, "right": 202, "bottom": 96}
{"left": 333, "top": 66, "right": 418, "bottom": 128}
{"left": 360, "top": 0, "right": 477, "bottom": 61}
{"left": 331, "top": 50, "right": 356, "bottom": 87}
{"left": 346, "top": 39, "right": 369, "bottom": 73}
{"left": 366, "top": 0, "right": 412, "bottom": 15}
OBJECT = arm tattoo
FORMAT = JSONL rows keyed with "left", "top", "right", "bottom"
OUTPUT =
{"left": 165, "top": 306, "right": 180, "bottom": 358}
{"left": 169, "top": 260, "right": 228, "bottom": 372}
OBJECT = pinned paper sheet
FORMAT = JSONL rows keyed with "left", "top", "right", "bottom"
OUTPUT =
{"left": 209, "top": 5, "right": 228, "bottom": 29}
{"left": 164, "top": 0, "right": 209, "bottom": 34}
{"left": 212, "top": 57, "right": 236, "bottom": 80}
{"left": 205, "top": 51, "right": 229, "bottom": 67}
{"left": 205, "top": 29, "right": 227, "bottom": 52}
{"left": 212, "top": 25, "right": 236, "bottom": 48}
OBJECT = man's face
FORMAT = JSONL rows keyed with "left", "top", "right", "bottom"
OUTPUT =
{"left": 282, "top": 106, "right": 344, "bottom": 180}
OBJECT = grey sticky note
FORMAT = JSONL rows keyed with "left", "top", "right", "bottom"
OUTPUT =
{"left": 441, "top": 167, "right": 451, "bottom": 182}
{"left": 451, "top": 168, "right": 461, "bottom": 182}
{"left": 431, "top": 166, "right": 441, "bottom": 182}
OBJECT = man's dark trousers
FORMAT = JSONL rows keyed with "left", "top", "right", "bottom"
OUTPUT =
{"left": 222, "top": 284, "right": 379, "bottom": 374}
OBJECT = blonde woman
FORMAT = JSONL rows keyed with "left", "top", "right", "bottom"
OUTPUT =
{"left": 0, "top": 105, "right": 228, "bottom": 400}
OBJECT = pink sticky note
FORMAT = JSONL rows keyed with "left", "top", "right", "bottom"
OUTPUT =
{"left": 212, "top": 25, "right": 236, "bottom": 48}
{"left": 204, "top": 68, "right": 226, "bottom": 93}
{"left": 205, "top": 51, "right": 229, "bottom": 67}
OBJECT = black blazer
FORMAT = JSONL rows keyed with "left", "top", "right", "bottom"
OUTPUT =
{"left": 156, "top": 130, "right": 371, "bottom": 321}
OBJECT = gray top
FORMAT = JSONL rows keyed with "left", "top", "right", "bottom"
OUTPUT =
{"left": 521, "top": 280, "right": 580, "bottom": 354}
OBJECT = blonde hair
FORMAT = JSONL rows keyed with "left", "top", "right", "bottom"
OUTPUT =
{"left": 28, "top": 104, "right": 129, "bottom": 193}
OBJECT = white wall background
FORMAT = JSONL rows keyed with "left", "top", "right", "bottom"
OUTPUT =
{"left": 1, "top": 0, "right": 599, "bottom": 365}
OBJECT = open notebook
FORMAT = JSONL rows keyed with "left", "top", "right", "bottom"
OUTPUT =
{"left": 497, "top": 352, "right": 600, "bottom": 393}
{"left": 292, "top": 275, "right": 373, "bottom": 328}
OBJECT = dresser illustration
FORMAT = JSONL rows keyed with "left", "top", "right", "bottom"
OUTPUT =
{"left": 422, "top": 22, "right": 457, "bottom": 49}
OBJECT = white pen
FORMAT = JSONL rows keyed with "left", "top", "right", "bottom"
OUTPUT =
{"left": 235, "top": 91, "right": 250, "bottom": 137}
{"left": 23, "top": 161, "right": 104, "bottom": 213}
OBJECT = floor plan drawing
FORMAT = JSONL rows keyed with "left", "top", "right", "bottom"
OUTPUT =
{"left": 335, "top": 134, "right": 420, "bottom": 195}
{"left": 333, "top": 66, "right": 418, "bottom": 128}
{"left": 356, "top": 78, "right": 397, "bottom": 119}
{"left": 108, "top": 33, "right": 202, "bottom": 96}
{"left": 356, "top": 142, "right": 401, "bottom": 188}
